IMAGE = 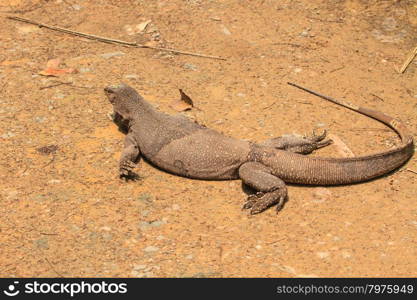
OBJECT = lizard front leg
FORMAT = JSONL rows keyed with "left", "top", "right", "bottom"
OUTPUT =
{"left": 259, "top": 130, "right": 332, "bottom": 154}
{"left": 238, "top": 162, "right": 288, "bottom": 214}
{"left": 111, "top": 111, "right": 129, "bottom": 134}
{"left": 119, "top": 132, "right": 141, "bottom": 180}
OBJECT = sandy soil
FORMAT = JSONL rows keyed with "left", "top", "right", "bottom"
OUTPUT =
{"left": 0, "top": 0, "right": 416, "bottom": 277}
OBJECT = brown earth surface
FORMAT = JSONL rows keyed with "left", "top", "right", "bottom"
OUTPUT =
{"left": 0, "top": 0, "right": 416, "bottom": 277}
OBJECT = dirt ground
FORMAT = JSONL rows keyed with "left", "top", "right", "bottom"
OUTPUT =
{"left": 0, "top": 0, "right": 416, "bottom": 278}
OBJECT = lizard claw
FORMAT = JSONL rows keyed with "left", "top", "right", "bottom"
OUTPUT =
{"left": 243, "top": 192, "right": 264, "bottom": 210}
{"left": 119, "top": 171, "right": 140, "bottom": 181}
{"left": 309, "top": 129, "right": 333, "bottom": 149}
{"left": 119, "top": 161, "right": 139, "bottom": 181}
{"left": 243, "top": 189, "right": 287, "bottom": 214}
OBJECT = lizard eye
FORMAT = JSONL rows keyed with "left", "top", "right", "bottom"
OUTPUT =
{"left": 104, "top": 87, "right": 115, "bottom": 94}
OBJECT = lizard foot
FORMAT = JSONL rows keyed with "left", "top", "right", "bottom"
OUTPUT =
{"left": 260, "top": 129, "right": 332, "bottom": 154}
{"left": 308, "top": 129, "right": 333, "bottom": 149}
{"left": 119, "top": 161, "right": 139, "bottom": 181}
{"left": 109, "top": 111, "right": 129, "bottom": 133}
{"left": 243, "top": 188, "right": 287, "bottom": 214}
{"left": 239, "top": 161, "right": 288, "bottom": 214}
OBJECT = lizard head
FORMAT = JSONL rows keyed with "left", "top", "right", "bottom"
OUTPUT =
{"left": 104, "top": 83, "right": 139, "bottom": 120}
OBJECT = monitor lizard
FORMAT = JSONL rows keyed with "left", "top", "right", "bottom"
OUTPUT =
{"left": 104, "top": 82, "right": 414, "bottom": 214}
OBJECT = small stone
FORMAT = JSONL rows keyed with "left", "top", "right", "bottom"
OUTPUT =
{"left": 1, "top": 132, "right": 15, "bottom": 139}
{"left": 34, "top": 116, "right": 47, "bottom": 123}
{"left": 79, "top": 67, "right": 91, "bottom": 73}
{"left": 257, "top": 119, "right": 265, "bottom": 127}
{"left": 131, "top": 271, "right": 143, "bottom": 277}
{"left": 138, "top": 193, "right": 153, "bottom": 203}
{"left": 342, "top": 251, "right": 351, "bottom": 259}
{"left": 138, "top": 220, "right": 165, "bottom": 230}
{"left": 172, "top": 204, "right": 180, "bottom": 210}
{"left": 17, "top": 25, "right": 41, "bottom": 34}
{"left": 54, "top": 93, "right": 65, "bottom": 99}
{"left": 72, "top": 4, "right": 81, "bottom": 10}
{"left": 125, "top": 74, "right": 139, "bottom": 79}
{"left": 102, "top": 232, "right": 113, "bottom": 240}
{"left": 133, "top": 264, "right": 147, "bottom": 270}
{"left": 236, "top": 93, "right": 246, "bottom": 97}
{"left": 317, "top": 251, "right": 330, "bottom": 259}
{"left": 48, "top": 179, "right": 61, "bottom": 184}
{"left": 220, "top": 24, "right": 231, "bottom": 35}
{"left": 185, "top": 254, "right": 193, "bottom": 259}
{"left": 293, "top": 67, "right": 302, "bottom": 73}
{"left": 150, "top": 220, "right": 164, "bottom": 227}
{"left": 34, "top": 238, "right": 49, "bottom": 250}
{"left": 183, "top": 63, "right": 198, "bottom": 71}
{"left": 143, "top": 246, "right": 159, "bottom": 253}
{"left": 278, "top": 265, "right": 296, "bottom": 274}
{"left": 100, "top": 51, "right": 126, "bottom": 59}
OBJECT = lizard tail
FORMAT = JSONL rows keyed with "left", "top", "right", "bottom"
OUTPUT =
{"left": 287, "top": 82, "right": 413, "bottom": 145}
{"left": 258, "top": 83, "right": 414, "bottom": 185}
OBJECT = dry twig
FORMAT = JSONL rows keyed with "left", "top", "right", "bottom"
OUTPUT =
{"left": 7, "top": 16, "right": 226, "bottom": 61}
{"left": 406, "top": 168, "right": 417, "bottom": 175}
{"left": 399, "top": 46, "right": 417, "bottom": 73}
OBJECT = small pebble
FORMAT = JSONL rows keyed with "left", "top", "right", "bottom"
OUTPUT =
{"left": 143, "top": 246, "right": 159, "bottom": 253}
{"left": 100, "top": 51, "right": 126, "bottom": 59}
{"left": 172, "top": 204, "right": 180, "bottom": 210}
{"left": 125, "top": 74, "right": 139, "bottom": 79}
{"left": 183, "top": 63, "right": 198, "bottom": 71}
{"left": 220, "top": 25, "right": 231, "bottom": 35}
{"left": 34, "top": 116, "right": 47, "bottom": 123}
{"left": 1, "top": 132, "right": 15, "bottom": 139}
{"left": 134, "top": 264, "right": 147, "bottom": 270}
{"left": 79, "top": 67, "right": 91, "bottom": 73}
{"left": 317, "top": 251, "right": 330, "bottom": 259}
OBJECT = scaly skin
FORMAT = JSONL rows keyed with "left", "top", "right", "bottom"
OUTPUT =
{"left": 104, "top": 83, "right": 414, "bottom": 214}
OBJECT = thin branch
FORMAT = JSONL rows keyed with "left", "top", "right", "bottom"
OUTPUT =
{"left": 399, "top": 46, "right": 417, "bottom": 73}
{"left": 370, "top": 93, "right": 384, "bottom": 102}
{"left": 406, "top": 168, "right": 417, "bottom": 175}
{"left": 7, "top": 16, "right": 226, "bottom": 61}
{"left": 44, "top": 257, "right": 64, "bottom": 277}
{"left": 39, "top": 81, "right": 73, "bottom": 90}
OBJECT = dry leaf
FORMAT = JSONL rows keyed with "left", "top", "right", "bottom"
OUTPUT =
{"left": 137, "top": 20, "right": 152, "bottom": 32}
{"left": 39, "top": 58, "right": 76, "bottom": 77}
{"left": 36, "top": 145, "right": 58, "bottom": 155}
{"left": 171, "top": 89, "right": 194, "bottom": 112}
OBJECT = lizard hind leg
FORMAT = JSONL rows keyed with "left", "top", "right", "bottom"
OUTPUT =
{"left": 238, "top": 162, "right": 288, "bottom": 214}
{"left": 259, "top": 130, "right": 332, "bottom": 154}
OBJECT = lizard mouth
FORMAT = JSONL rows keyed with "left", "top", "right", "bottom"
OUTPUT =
{"left": 104, "top": 86, "right": 116, "bottom": 104}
